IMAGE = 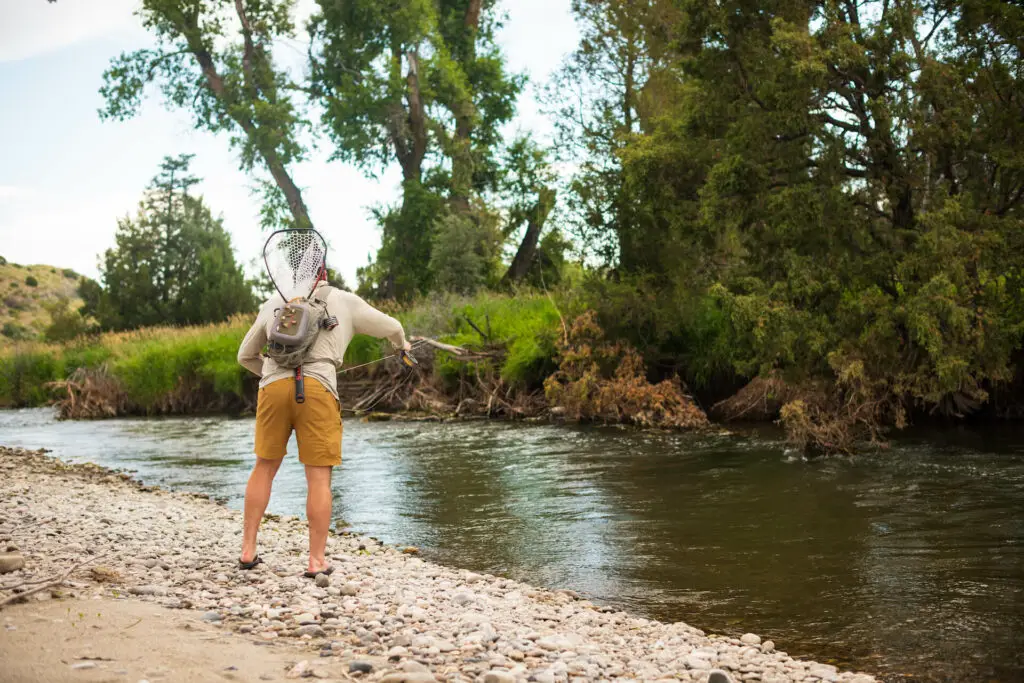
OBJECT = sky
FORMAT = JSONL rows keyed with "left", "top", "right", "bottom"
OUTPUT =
{"left": 0, "top": 0, "right": 579, "bottom": 285}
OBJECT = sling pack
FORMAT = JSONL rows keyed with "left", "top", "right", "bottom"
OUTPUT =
{"left": 262, "top": 228, "right": 337, "bottom": 403}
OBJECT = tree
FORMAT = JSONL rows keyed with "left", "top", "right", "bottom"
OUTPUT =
{"left": 95, "top": 155, "right": 255, "bottom": 330}
{"left": 100, "top": 0, "right": 311, "bottom": 230}
{"left": 44, "top": 297, "right": 93, "bottom": 342}
{"left": 498, "top": 136, "right": 557, "bottom": 285}
{"left": 308, "top": 0, "right": 523, "bottom": 299}
{"left": 429, "top": 207, "right": 502, "bottom": 294}
{"left": 547, "top": 0, "right": 677, "bottom": 267}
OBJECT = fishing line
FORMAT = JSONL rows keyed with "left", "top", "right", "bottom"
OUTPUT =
{"left": 338, "top": 338, "right": 432, "bottom": 375}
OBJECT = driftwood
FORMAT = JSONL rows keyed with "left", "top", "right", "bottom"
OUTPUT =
{"left": 0, "top": 554, "right": 105, "bottom": 609}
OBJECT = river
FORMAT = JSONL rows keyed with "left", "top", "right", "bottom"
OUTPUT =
{"left": 1, "top": 408, "right": 1021, "bottom": 682}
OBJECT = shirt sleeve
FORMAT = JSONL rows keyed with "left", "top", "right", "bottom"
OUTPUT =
{"left": 345, "top": 293, "right": 407, "bottom": 348}
{"left": 237, "top": 309, "right": 269, "bottom": 377}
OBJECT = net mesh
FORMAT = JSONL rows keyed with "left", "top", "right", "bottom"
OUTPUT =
{"left": 263, "top": 229, "right": 328, "bottom": 301}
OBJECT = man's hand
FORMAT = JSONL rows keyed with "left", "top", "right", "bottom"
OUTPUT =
{"left": 402, "top": 340, "right": 412, "bottom": 352}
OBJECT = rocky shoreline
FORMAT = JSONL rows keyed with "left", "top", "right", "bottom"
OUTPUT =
{"left": 0, "top": 446, "right": 876, "bottom": 683}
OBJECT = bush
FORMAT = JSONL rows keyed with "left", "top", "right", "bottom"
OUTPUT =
{"left": 44, "top": 297, "right": 92, "bottom": 342}
{"left": 4, "top": 295, "right": 28, "bottom": 311}
{"left": 1, "top": 322, "right": 33, "bottom": 340}
{"left": 0, "top": 255, "right": 6, "bottom": 265}
{"left": 24, "top": 275, "right": 38, "bottom": 287}
{"left": 62, "top": 268, "right": 79, "bottom": 280}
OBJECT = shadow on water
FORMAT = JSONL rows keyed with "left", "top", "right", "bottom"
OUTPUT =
{"left": 2, "top": 408, "right": 1022, "bottom": 682}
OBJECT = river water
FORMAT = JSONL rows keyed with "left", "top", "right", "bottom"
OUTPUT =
{"left": 1, "top": 408, "right": 1022, "bottom": 682}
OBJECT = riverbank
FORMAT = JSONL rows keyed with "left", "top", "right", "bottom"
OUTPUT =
{"left": 0, "top": 445, "right": 876, "bottom": 683}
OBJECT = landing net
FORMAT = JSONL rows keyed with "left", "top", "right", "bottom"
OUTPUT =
{"left": 262, "top": 229, "right": 328, "bottom": 302}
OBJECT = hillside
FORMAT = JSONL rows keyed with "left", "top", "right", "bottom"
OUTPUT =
{"left": 0, "top": 257, "right": 85, "bottom": 340}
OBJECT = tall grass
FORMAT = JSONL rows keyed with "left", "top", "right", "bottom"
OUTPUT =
{"left": 0, "top": 316, "right": 254, "bottom": 410}
{"left": 0, "top": 291, "right": 566, "bottom": 411}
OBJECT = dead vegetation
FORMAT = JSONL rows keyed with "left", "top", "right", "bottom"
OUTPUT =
{"left": 543, "top": 311, "right": 708, "bottom": 430}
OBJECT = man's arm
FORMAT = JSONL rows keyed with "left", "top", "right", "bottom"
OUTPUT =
{"left": 345, "top": 293, "right": 408, "bottom": 349}
{"left": 237, "top": 309, "right": 268, "bottom": 377}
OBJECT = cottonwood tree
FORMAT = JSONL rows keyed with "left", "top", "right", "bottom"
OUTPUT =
{"left": 100, "top": 0, "right": 311, "bottom": 230}
{"left": 307, "top": 0, "right": 522, "bottom": 299}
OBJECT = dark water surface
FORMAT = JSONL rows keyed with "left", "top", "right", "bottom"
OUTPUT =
{"left": 2, "top": 408, "right": 1022, "bottom": 682}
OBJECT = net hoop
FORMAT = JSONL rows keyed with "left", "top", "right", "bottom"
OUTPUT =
{"left": 262, "top": 229, "right": 329, "bottom": 302}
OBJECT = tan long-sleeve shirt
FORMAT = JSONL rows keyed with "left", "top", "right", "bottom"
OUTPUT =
{"left": 237, "top": 282, "right": 407, "bottom": 400}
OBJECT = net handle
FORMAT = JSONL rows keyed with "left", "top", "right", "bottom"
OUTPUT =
{"left": 262, "top": 228, "right": 328, "bottom": 302}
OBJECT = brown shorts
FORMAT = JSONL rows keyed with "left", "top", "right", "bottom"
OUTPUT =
{"left": 254, "top": 378, "right": 342, "bottom": 467}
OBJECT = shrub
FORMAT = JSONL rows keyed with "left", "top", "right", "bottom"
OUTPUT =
{"left": 0, "top": 255, "right": 6, "bottom": 265}
{"left": 44, "top": 297, "right": 92, "bottom": 342}
{"left": 4, "top": 295, "right": 28, "bottom": 311}
{"left": 24, "top": 275, "right": 38, "bottom": 287}
{"left": 62, "top": 268, "right": 79, "bottom": 280}
{"left": 2, "top": 322, "right": 33, "bottom": 340}
{"left": 544, "top": 311, "right": 708, "bottom": 429}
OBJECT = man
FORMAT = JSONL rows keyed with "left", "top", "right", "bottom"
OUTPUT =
{"left": 236, "top": 268, "right": 410, "bottom": 576}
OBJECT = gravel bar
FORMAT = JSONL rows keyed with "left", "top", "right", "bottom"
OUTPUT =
{"left": 0, "top": 446, "right": 877, "bottom": 683}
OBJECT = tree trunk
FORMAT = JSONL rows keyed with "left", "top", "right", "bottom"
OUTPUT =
{"left": 449, "top": 0, "right": 483, "bottom": 213}
{"left": 503, "top": 187, "right": 555, "bottom": 285}
{"left": 184, "top": 13, "right": 313, "bottom": 230}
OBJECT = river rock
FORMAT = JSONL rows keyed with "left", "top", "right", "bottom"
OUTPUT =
{"left": 349, "top": 661, "right": 373, "bottom": 673}
{"left": 808, "top": 663, "right": 839, "bottom": 681}
{"left": 379, "top": 673, "right": 438, "bottom": 683}
{"left": 286, "top": 660, "right": 310, "bottom": 678}
{"left": 483, "top": 672, "right": 516, "bottom": 683}
{"left": 314, "top": 573, "right": 330, "bottom": 588}
{"left": 297, "top": 624, "right": 327, "bottom": 638}
{"left": 0, "top": 552, "right": 25, "bottom": 574}
{"left": 740, "top": 634, "right": 762, "bottom": 646}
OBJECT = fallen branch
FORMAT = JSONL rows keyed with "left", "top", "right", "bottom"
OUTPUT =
{"left": 0, "top": 554, "right": 105, "bottom": 609}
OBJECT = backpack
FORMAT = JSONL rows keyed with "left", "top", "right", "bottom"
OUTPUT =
{"left": 266, "top": 287, "right": 338, "bottom": 369}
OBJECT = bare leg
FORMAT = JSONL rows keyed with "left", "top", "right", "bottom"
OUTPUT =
{"left": 304, "top": 464, "right": 333, "bottom": 573}
{"left": 241, "top": 457, "right": 283, "bottom": 563}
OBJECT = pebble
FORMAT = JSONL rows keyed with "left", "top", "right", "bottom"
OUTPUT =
{"left": 70, "top": 662, "right": 97, "bottom": 670}
{"left": 314, "top": 573, "right": 330, "bottom": 588}
{"left": 483, "top": 671, "right": 516, "bottom": 683}
{"left": 296, "top": 624, "right": 327, "bottom": 637}
{"left": 379, "top": 673, "right": 437, "bottom": 683}
{"left": 0, "top": 552, "right": 26, "bottom": 574}
{"left": 0, "top": 446, "right": 878, "bottom": 683}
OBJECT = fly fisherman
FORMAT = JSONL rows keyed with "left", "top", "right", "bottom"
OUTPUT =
{"left": 237, "top": 230, "right": 411, "bottom": 577}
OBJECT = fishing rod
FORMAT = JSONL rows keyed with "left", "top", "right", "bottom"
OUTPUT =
{"left": 338, "top": 337, "right": 432, "bottom": 375}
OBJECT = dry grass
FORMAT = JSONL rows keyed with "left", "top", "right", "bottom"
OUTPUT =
{"left": 0, "top": 261, "right": 83, "bottom": 338}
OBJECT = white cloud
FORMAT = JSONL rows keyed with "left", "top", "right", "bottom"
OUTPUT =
{"left": 0, "top": 0, "right": 142, "bottom": 63}
{"left": 0, "top": 185, "right": 31, "bottom": 202}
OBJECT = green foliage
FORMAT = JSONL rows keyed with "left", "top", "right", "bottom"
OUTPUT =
{"left": 2, "top": 322, "right": 33, "bottom": 341}
{"left": 429, "top": 209, "right": 503, "bottom": 295}
{"left": 100, "top": 0, "right": 312, "bottom": 230}
{"left": 0, "top": 318, "right": 252, "bottom": 410}
{"left": 24, "top": 275, "right": 38, "bottom": 287}
{"left": 310, "top": 0, "right": 524, "bottom": 297}
{"left": 62, "top": 268, "right": 79, "bottom": 280}
{"left": 44, "top": 297, "right": 93, "bottom": 343}
{"left": 95, "top": 156, "right": 255, "bottom": 331}
{"left": 400, "top": 291, "right": 562, "bottom": 387}
{"left": 0, "top": 348, "right": 63, "bottom": 407}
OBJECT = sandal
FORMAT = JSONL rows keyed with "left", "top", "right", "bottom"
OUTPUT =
{"left": 303, "top": 565, "right": 334, "bottom": 578}
{"left": 238, "top": 555, "right": 264, "bottom": 570}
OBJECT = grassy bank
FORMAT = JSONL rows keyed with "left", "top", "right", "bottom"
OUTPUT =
{"left": 0, "top": 292, "right": 566, "bottom": 414}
